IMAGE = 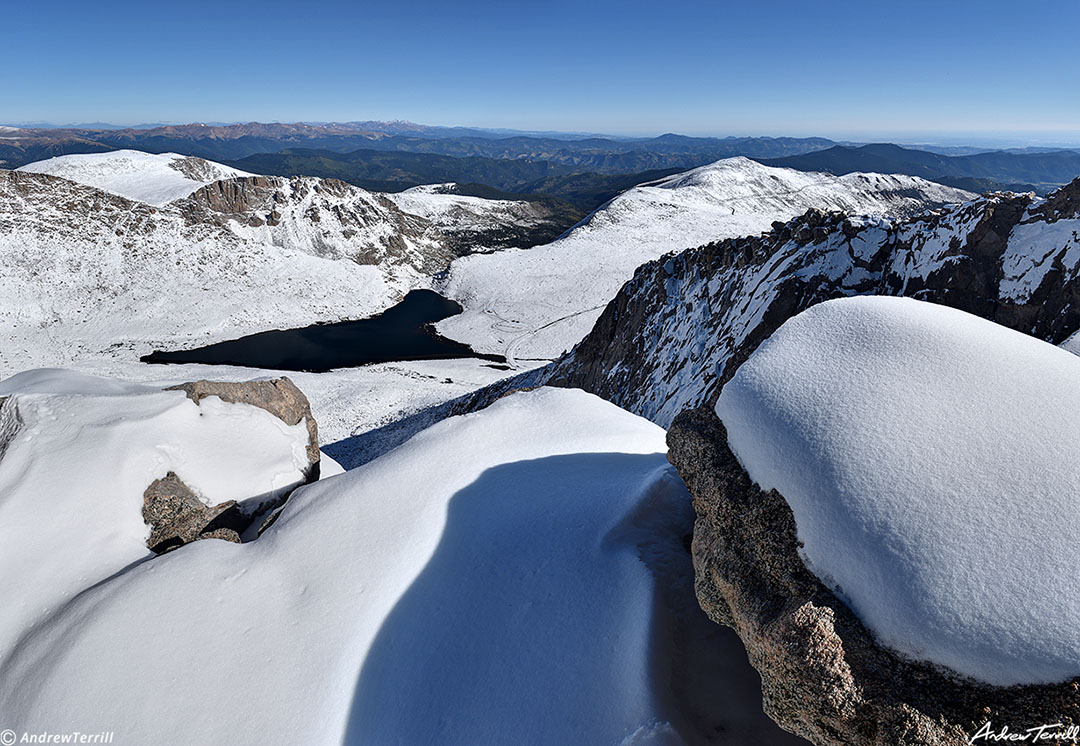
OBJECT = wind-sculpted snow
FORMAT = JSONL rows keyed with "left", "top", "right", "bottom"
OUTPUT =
{"left": 0, "top": 386, "right": 778, "bottom": 746}
{"left": 716, "top": 296, "right": 1080, "bottom": 686}
{"left": 16, "top": 150, "right": 252, "bottom": 206}
{"left": 548, "top": 179, "right": 1080, "bottom": 428}
{"left": 0, "top": 369, "right": 312, "bottom": 659}
{"left": 436, "top": 157, "right": 972, "bottom": 363}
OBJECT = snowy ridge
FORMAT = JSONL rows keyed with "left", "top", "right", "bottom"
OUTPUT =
{"left": 435, "top": 157, "right": 973, "bottom": 362}
{"left": 717, "top": 296, "right": 1080, "bottom": 686}
{"left": 186, "top": 175, "right": 454, "bottom": 279}
{"left": 0, "top": 167, "right": 570, "bottom": 377}
{"left": 543, "top": 179, "right": 1080, "bottom": 427}
{"left": 16, "top": 149, "right": 252, "bottom": 206}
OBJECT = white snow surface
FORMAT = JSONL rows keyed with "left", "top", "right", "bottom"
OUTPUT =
{"left": 17, "top": 150, "right": 252, "bottom": 206}
{"left": 715, "top": 296, "right": 1080, "bottom": 686}
{"left": 0, "top": 386, "right": 696, "bottom": 746}
{"left": 0, "top": 368, "right": 312, "bottom": 660}
{"left": 387, "top": 182, "right": 522, "bottom": 221}
{"left": 437, "top": 157, "right": 972, "bottom": 362}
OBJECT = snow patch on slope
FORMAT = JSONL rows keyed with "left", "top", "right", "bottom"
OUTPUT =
{"left": 716, "top": 296, "right": 1080, "bottom": 686}
{"left": 17, "top": 150, "right": 251, "bottom": 206}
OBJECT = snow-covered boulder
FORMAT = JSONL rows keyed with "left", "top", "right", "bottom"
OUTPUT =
{"left": 0, "top": 386, "right": 796, "bottom": 746}
{"left": 0, "top": 370, "right": 318, "bottom": 654}
{"left": 669, "top": 297, "right": 1080, "bottom": 746}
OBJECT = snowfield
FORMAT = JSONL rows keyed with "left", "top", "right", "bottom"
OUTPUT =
{"left": 0, "top": 385, "right": 711, "bottom": 746}
{"left": 716, "top": 296, "right": 1080, "bottom": 686}
{"left": 436, "top": 157, "right": 972, "bottom": 362}
{"left": 16, "top": 150, "right": 252, "bottom": 205}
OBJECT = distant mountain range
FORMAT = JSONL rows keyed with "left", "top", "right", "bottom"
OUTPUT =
{"left": 222, "top": 148, "right": 683, "bottom": 217}
{"left": 0, "top": 121, "right": 836, "bottom": 172}
{"left": 3, "top": 122, "right": 1080, "bottom": 198}
{"left": 763, "top": 143, "right": 1080, "bottom": 194}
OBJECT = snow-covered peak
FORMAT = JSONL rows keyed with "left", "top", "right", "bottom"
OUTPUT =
{"left": 597, "top": 156, "right": 971, "bottom": 227}
{"left": 716, "top": 296, "right": 1080, "bottom": 686}
{"left": 437, "top": 157, "right": 973, "bottom": 363}
{"left": 16, "top": 149, "right": 252, "bottom": 206}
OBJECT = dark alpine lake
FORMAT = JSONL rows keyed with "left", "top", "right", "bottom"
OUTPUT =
{"left": 141, "top": 290, "right": 506, "bottom": 372}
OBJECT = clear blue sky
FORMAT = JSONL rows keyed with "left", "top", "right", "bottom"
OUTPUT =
{"left": 4, "top": 0, "right": 1078, "bottom": 143}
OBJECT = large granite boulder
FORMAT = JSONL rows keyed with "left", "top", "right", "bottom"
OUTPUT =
{"left": 668, "top": 405, "right": 1080, "bottom": 746}
{"left": 142, "top": 376, "right": 321, "bottom": 552}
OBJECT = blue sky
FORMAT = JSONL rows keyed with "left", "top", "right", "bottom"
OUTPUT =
{"left": 4, "top": 0, "right": 1078, "bottom": 143}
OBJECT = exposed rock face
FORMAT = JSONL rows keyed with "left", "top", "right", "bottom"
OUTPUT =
{"left": 176, "top": 175, "right": 455, "bottom": 273}
{"left": 667, "top": 405, "right": 1080, "bottom": 746}
{"left": 0, "top": 396, "right": 20, "bottom": 463}
{"left": 142, "top": 472, "right": 244, "bottom": 554}
{"left": 142, "top": 377, "right": 321, "bottom": 553}
{"left": 544, "top": 180, "right": 1080, "bottom": 426}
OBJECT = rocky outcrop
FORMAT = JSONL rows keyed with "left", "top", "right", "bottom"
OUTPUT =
{"left": 0, "top": 396, "right": 20, "bottom": 463}
{"left": 142, "top": 377, "right": 321, "bottom": 553}
{"left": 667, "top": 405, "right": 1080, "bottom": 746}
{"left": 544, "top": 180, "right": 1080, "bottom": 427}
{"left": 142, "top": 472, "right": 245, "bottom": 554}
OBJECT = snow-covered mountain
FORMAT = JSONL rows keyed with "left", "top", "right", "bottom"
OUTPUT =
{"left": 0, "top": 161, "right": 563, "bottom": 376}
{"left": 16, "top": 150, "right": 252, "bottom": 206}
{"left": 533, "top": 177, "right": 1080, "bottom": 427}
{"left": 385, "top": 183, "right": 562, "bottom": 254}
{"left": 0, "top": 170, "right": 430, "bottom": 373}
{"left": 435, "top": 157, "right": 973, "bottom": 363}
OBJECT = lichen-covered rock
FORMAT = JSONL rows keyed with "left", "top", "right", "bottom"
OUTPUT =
{"left": 142, "top": 471, "right": 244, "bottom": 554}
{"left": 667, "top": 405, "right": 1080, "bottom": 746}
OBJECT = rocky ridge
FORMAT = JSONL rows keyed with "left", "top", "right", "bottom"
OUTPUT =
{"left": 543, "top": 178, "right": 1080, "bottom": 426}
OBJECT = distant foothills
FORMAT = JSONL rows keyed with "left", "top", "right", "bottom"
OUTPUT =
{"left": 3, "top": 121, "right": 1079, "bottom": 207}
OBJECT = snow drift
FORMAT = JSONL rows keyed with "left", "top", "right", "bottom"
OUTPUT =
{"left": 0, "top": 369, "right": 313, "bottom": 659}
{"left": 0, "top": 385, "right": 727, "bottom": 745}
{"left": 715, "top": 296, "right": 1080, "bottom": 686}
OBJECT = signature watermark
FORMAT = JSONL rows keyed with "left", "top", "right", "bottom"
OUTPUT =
{"left": 0, "top": 732, "right": 114, "bottom": 745}
{"left": 970, "top": 722, "right": 1080, "bottom": 743}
